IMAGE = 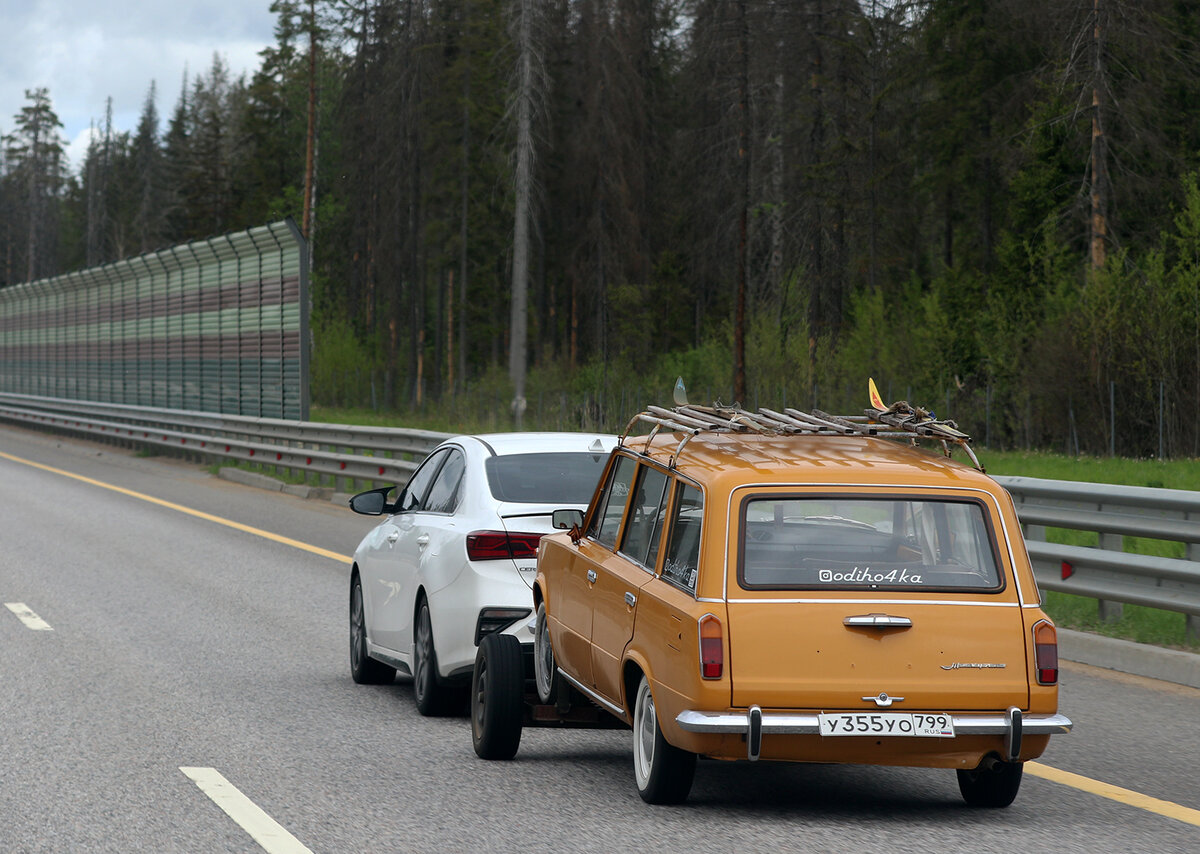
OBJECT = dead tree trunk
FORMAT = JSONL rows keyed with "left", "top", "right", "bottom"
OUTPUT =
{"left": 1089, "top": 0, "right": 1108, "bottom": 269}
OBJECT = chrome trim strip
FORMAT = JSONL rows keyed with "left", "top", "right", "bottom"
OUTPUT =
{"left": 675, "top": 710, "right": 1073, "bottom": 736}
{"left": 558, "top": 668, "right": 628, "bottom": 720}
{"left": 726, "top": 598, "right": 1020, "bottom": 607}
{"left": 844, "top": 614, "right": 913, "bottom": 628}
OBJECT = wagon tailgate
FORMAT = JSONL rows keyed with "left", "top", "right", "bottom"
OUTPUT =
{"left": 726, "top": 600, "right": 1030, "bottom": 711}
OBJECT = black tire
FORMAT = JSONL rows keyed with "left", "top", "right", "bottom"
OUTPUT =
{"left": 957, "top": 759, "right": 1024, "bottom": 808}
{"left": 533, "top": 600, "right": 560, "bottom": 705}
{"left": 632, "top": 674, "right": 696, "bottom": 804}
{"left": 471, "top": 633, "right": 524, "bottom": 760}
{"left": 413, "top": 598, "right": 457, "bottom": 716}
{"left": 350, "top": 574, "right": 396, "bottom": 685}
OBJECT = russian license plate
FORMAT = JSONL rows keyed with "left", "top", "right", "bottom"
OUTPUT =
{"left": 818, "top": 712, "right": 955, "bottom": 738}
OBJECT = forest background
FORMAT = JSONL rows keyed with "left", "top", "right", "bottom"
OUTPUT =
{"left": 3, "top": 0, "right": 1200, "bottom": 458}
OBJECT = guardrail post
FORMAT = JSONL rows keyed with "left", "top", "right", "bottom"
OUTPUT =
{"left": 1190, "top": 533, "right": 1199, "bottom": 642}
{"left": 1097, "top": 529, "right": 1124, "bottom": 623}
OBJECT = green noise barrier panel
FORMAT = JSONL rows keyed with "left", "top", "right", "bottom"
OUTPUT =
{"left": 0, "top": 221, "right": 309, "bottom": 420}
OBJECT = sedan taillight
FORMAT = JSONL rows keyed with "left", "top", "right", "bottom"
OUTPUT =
{"left": 465, "top": 530, "right": 543, "bottom": 561}
{"left": 699, "top": 614, "right": 723, "bottom": 679}
{"left": 1033, "top": 620, "right": 1059, "bottom": 685}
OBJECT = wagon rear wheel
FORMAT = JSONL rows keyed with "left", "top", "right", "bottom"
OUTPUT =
{"left": 632, "top": 674, "right": 696, "bottom": 804}
{"left": 533, "top": 601, "right": 561, "bottom": 705}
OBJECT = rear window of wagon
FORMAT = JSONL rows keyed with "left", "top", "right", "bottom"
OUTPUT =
{"left": 737, "top": 494, "right": 1003, "bottom": 591}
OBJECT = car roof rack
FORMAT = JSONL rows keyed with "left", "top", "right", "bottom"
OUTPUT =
{"left": 619, "top": 401, "right": 983, "bottom": 472}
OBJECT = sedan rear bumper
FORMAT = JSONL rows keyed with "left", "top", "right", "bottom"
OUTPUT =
{"left": 676, "top": 707, "right": 1073, "bottom": 762}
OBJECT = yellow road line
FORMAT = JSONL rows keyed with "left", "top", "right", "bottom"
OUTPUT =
{"left": 5, "top": 450, "right": 1200, "bottom": 827}
{"left": 1027, "top": 761, "right": 1200, "bottom": 827}
{"left": 0, "top": 450, "right": 352, "bottom": 565}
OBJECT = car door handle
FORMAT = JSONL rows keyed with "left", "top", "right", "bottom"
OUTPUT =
{"left": 843, "top": 614, "right": 912, "bottom": 628}
{"left": 624, "top": 592, "right": 637, "bottom": 607}
{"left": 587, "top": 569, "right": 597, "bottom": 584}
{"left": 417, "top": 534, "right": 430, "bottom": 547}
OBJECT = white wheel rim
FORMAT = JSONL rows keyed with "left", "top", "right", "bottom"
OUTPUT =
{"left": 534, "top": 604, "right": 554, "bottom": 700}
{"left": 633, "top": 679, "right": 655, "bottom": 789}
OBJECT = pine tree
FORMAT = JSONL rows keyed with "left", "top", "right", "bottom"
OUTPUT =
{"left": 2, "top": 87, "right": 67, "bottom": 282}
{"left": 132, "top": 82, "right": 167, "bottom": 253}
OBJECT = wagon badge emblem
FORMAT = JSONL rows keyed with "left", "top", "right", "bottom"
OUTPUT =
{"left": 862, "top": 692, "right": 904, "bottom": 707}
{"left": 941, "top": 662, "right": 1006, "bottom": 670}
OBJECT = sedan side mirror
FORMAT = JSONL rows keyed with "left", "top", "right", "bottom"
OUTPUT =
{"left": 349, "top": 486, "right": 396, "bottom": 516}
{"left": 552, "top": 509, "right": 584, "bottom": 530}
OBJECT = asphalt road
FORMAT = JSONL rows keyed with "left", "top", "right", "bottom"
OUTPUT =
{"left": 1, "top": 424, "right": 1198, "bottom": 853}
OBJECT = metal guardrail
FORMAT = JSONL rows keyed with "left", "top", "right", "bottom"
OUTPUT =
{"left": 0, "top": 392, "right": 449, "bottom": 487}
{"left": 996, "top": 476, "right": 1200, "bottom": 640}
{"left": 2, "top": 392, "right": 1197, "bottom": 639}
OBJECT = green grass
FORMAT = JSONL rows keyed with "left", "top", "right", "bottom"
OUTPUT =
{"left": 981, "top": 449, "right": 1200, "bottom": 491}
{"left": 1043, "top": 591, "right": 1200, "bottom": 652}
{"left": 979, "top": 451, "right": 1199, "bottom": 649}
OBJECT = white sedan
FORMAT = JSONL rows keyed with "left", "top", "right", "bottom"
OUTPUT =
{"left": 348, "top": 432, "right": 616, "bottom": 715}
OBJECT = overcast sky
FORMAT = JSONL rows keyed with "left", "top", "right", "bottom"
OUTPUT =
{"left": 1, "top": 0, "right": 277, "bottom": 170}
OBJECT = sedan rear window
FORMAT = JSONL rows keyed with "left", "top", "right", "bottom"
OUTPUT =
{"left": 739, "top": 495, "right": 1002, "bottom": 590}
{"left": 485, "top": 452, "right": 609, "bottom": 504}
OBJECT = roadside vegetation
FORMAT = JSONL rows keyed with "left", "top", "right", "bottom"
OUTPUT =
{"left": 8, "top": 3, "right": 1200, "bottom": 462}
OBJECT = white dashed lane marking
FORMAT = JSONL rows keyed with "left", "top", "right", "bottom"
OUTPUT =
{"left": 5, "top": 602, "right": 53, "bottom": 631}
{"left": 180, "top": 767, "right": 313, "bottom": 854}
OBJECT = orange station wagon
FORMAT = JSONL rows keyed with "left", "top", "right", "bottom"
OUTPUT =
{"left": 468, "top": 393, "right": 1072, "bottom": 806}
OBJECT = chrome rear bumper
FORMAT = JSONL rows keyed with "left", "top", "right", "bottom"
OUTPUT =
{"left": 676, "top": 707, "right": 1073, "bottom": 762}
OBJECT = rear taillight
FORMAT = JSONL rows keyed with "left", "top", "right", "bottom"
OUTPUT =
{"left": 1033, "top": 620, "right": 1059, "bottom": 685}
{"left": 699, "top": 614, "right": 723, "bottom": 679}
{"left": 465, "top": 530, "right": 543, "bottom": 561}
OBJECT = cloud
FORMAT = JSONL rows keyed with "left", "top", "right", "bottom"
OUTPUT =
{"left": 1, "top": 0, "right": 275, "bottom": 171}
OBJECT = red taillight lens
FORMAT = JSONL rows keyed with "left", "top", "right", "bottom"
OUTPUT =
{"left": 465, "top": 530, "right": 544, "bottom": 561}
{"left": 1034, "top": 620, "right": 1059, "bottom": 685}
{"left": 699, "top": 614, "right": 723, "bottom": 679}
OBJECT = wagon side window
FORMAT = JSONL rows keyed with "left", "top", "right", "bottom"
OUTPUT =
{"left": 661, "top": 482, "right": 703, "bottom": 591}
{"left": 619, "top": 464, "right": 669, "bottom": 570}
{"left": 589, "top": 454, "right": 638, "bottom": 549}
